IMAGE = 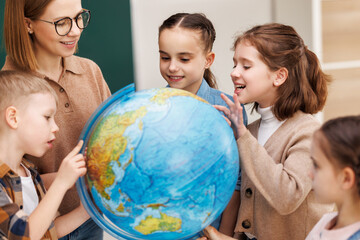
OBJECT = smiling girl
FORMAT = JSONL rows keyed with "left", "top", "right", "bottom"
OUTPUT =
{"left": 158, "top": 13, "right": 247, "bottom": 114}
{"left": 306, "top": 116, "right": 360, "bottom": 240}
{"left": 158, "top": 13, "right": 248, "bottom": 232}
{"left": 200, "top": 23, "right": 334, "bottom": 240}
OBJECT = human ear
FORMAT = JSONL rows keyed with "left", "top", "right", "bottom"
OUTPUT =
{"left": 5, "top": 106, "right": 19, "bottom": 129}
{"left": 273, "top": 67, "right": 288, "bottom": 87}
{"left": 341, "top": 167, "right": 356, "bottom": 190}
{"left": 205, "top": 52, "right": 215, "bottom": 69}
{"left": 24, "top": 17, "right": 34, "bottom": 34}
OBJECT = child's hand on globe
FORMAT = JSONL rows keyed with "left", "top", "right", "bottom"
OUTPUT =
{"left": 196, "top": 226, "right": 237, "bottom": 240}
{"left": 55, "top": 140, "right": 87, "bottom": 191}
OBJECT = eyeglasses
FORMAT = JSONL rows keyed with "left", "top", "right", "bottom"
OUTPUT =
{"left": 36, "top": 10, "right": 91, "bottom": 36}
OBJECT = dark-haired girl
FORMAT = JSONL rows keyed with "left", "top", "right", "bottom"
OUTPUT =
{"left": 158, "top": 13, "right": 248, "bottom": 231}
{"left": 307, "top": 115, "right": 360, "bottom": 240}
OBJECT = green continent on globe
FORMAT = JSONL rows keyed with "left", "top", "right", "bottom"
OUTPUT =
{"left": 134, "top": 212, "right": 182, "bottom": 235}
{"left": 86, "top": 106, "right": 148, "bottom": 200}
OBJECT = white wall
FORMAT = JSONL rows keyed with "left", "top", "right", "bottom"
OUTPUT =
{"left": 130, "top": 0, "right": 272, "bottom": 93}
{"left": 274, "top": 0, "right": 313, "bottom": 49}
{"left": 130, "top": 0, "right": 314, "bottom": 123}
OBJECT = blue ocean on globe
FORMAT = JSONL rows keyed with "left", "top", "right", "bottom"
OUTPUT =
{"left": 76, "top": 84, "right": 239, "bottom": 240}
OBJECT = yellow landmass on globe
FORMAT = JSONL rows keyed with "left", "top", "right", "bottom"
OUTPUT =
{"left": 117, "top": 203, "right": 125, "bottom": 212}
{"left": 134, "top": 212, "right": 182, "bottom": 235}
{"left": 151, "top": 88, "right": 208, "bottom": 104}
{"left": 86, "top": 90, "right": 203, "bottom": 211}
{"left": 86, "top": 107, "right": 147, "bottom": 200}
{"left": 145, "top": 203, "right": 166, "bottom": 209}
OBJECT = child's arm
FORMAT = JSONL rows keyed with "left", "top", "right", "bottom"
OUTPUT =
{"left": 219, "top": 190, "right": 240, "bottom": 236}
{"left": 53, "top": 202, "right": 89, "bottom": 237}
{"left": 216, "top": 94, "right": 317, "bottom": 214}
{"left": 28, "top": 141, "right": 86, "bottom": 239}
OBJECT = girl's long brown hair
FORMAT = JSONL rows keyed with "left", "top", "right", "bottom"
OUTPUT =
{"left": 234, "top": 23, "right": 331, "bottom": 120}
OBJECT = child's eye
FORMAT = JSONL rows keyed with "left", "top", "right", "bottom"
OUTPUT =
{"left": 243, "top": 65, "right": 251, "bottom": 70}
{"left": 181, "top": 58, "right": 190, "bottom": 62}
{"left": 45, "top": 116, "right": 51, "bottom": 120}
{"left": 312, "top": 161, "right": 318, "bottom": 169}
{"left": 161, "top": 56, "right": 170, "bottom": 61}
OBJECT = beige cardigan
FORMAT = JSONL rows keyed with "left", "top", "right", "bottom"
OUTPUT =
{"left": 235, "top": 111, "right": 335, "bottom": 240}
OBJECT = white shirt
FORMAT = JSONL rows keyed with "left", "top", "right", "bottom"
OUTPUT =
{"left": 257, "top": 106, "right": 284, "bottom": 146}
{"left": 20, "top": 164, "right": 39, "bottom": 215}
{"left": 306, "top": 212, "right": 360, "bottom": 240}
{"left": 245, "top": 106, "right": 284, "bottom": 239}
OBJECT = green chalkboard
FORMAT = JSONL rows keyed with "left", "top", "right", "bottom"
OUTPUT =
{"left": 0, "top": 0, "right": 134, "bottom": 93}
{"left": 0, "top": 0, "right": 5, "bottom": 68}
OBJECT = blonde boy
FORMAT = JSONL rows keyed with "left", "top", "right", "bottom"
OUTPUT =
{"left": 0, "top": 71, "right": 89, "bottom": 239}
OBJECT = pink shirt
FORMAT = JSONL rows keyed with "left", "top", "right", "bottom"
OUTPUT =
{"left": 306, "top": 212, "right": 360, "bottom": 240}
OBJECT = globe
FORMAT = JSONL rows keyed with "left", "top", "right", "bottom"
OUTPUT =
{"left": 76, "top": 84, "right": 239, "bottom": 240}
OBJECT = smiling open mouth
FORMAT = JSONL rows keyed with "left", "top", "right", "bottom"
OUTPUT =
{"left": 236, "top": 85, "right": 245, "bottom": 89}
{"left": 168, "top": 76, "right": 183, "bottom": 82}
{"left": 61, "top": 41, "right": 76, "bottom": 45}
